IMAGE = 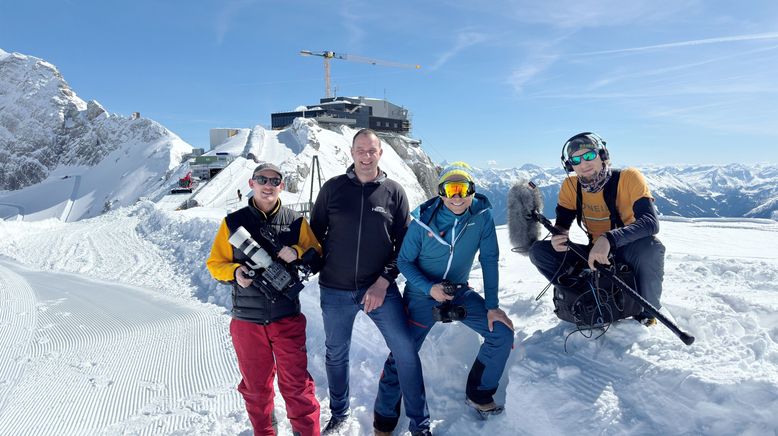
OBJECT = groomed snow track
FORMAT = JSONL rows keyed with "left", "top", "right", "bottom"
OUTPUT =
{"left": 0, "top": 260, "right": 242, "bottom": 435}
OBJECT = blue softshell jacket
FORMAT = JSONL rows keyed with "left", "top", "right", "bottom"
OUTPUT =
{"left": 397, "top": 193, "right": 501, "bottom": 309}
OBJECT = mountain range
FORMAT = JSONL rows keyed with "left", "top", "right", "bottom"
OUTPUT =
{"left": 473, "top": 163, "right": 778, "bottom": 224}
{"left": 1, "top": 47, "right": 776, "bottom": 224}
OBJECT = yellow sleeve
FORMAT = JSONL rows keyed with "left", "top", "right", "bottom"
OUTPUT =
{"left": 558, "top": 176, "right": 578, "bottom": 210}
{"left": 292, "top": 217, "right": 323, "bottom": 258}
{"left": 206, "top": 219, "right": 240, "bottom": 281}
{"left": 614, "top": 168, "right": 653, "bottom": 226}
{"left": 623, "top": 167, "right": 653, "bottom": 201}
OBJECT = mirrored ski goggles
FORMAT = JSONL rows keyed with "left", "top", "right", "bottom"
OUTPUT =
{"left": 569, "top": 150, "right": 598, "bottom": 166}
{"left": 252, "top": 175, "right": 282, "bottom": 186}
{"left": 438, "top": 180, "right": 475, "bottom": 198}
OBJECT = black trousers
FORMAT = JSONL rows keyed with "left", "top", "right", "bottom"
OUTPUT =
{"left": 529, "top": 236, "right": 665, "bottom": 309}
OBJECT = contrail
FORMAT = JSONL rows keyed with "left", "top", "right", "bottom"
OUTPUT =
{"left": 577, "top": 32, "right": 778, "bottom": 56}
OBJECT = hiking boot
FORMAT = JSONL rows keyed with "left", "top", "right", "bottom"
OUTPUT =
{"left": 374, "top": 430, "right": 393, "bottom": 436}
{"left": 411, "top": 430, "right": 432, "bottom": 436}
{"left": 465, "top": 397, "right": 504, "bottom": 420}
{"left": 322, "top": 415, "right": 349, "bottom": 435}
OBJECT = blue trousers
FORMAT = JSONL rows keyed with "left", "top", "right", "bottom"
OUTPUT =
{"left": 373, "top": 288, "right": 513, "bottom": 431}
{"left": 319, "top": 283, "right": 430, "bottom": 432}
{"left": 528, "top": 236, "right": 665, "bottom": 309}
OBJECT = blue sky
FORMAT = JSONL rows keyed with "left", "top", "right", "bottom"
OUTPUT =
{"left": 2, "top": 0, "right": 776, "bottom": 168}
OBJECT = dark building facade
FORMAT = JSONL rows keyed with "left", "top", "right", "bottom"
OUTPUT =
{"left": 271, "top": 96, "right": 411, "bottom": 133}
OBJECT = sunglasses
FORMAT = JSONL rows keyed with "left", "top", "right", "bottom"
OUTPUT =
{"left": 568, "top": 150, "right": 598, "bottom": 166}
{"left": 438, "top": 180, "right": 475, "bottom": 198}
{"left": 252, "top": 175, "right": 282, "bottom": 186}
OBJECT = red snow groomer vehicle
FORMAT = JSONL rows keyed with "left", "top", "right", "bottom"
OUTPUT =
{"left": 171, "top": 172, "right": 198, "bottom": 194}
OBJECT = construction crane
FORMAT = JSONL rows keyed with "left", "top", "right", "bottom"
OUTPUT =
{"left": 299, "top": 50, "right": 421, "bottom": 98}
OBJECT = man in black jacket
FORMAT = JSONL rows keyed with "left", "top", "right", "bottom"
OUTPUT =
{"left": 310, "top": 129, "right": 430, "bottom": 436}
{"left": 207, "top": 162, "right": 322, "bottom": 436}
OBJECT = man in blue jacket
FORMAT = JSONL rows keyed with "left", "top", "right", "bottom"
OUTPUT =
{"left": 373, "top": 162, "right": 514, "bottom": 434}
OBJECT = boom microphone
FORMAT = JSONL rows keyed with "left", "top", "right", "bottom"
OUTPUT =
{"left": 507, "top": 180, "right": 543, "bottom": 254}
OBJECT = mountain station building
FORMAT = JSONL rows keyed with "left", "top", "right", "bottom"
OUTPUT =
{"left": 271, "top": 96, "right": 411, "bottom": 133}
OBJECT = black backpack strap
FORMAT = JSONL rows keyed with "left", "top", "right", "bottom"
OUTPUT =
{"left": 575, "top": 169, "right": 623, "bottom": 243}
{"left": 603, "top": 169, "right": 624, "bottom": 229}
{"left": 575, "top": 181, "right": 590, "bottom": 243}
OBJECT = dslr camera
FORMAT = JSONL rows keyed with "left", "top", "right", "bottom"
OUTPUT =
{"left": 431, "top": 280, "right": 468, "bottom": 323}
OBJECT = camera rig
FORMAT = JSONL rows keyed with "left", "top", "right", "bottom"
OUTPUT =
{"left": 228, "top": 226, "right": 308, "bottom": 301}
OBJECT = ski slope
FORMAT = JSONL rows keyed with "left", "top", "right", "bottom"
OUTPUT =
{"left": 0, "top": 260, "right": 242, "bottom": 436}
{"left": 0, "top": 203, "right": 777, "bottom": 435}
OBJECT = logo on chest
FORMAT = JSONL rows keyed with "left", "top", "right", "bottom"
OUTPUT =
{"left": 583, "top": 203, "right": 607, "bottom": 214}
{"left": 371, "top": 206, "right": 393, "bottom": 218}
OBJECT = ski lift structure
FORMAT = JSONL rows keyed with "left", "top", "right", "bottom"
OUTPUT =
{"left": 286, "top": 155, "right": 325, "bottom": 220}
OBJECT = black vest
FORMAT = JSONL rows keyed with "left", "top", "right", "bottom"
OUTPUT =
{"left": 225, "top": 202, "right": 301, "bottom": 324}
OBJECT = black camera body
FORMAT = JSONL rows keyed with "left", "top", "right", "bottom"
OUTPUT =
{"left": 245, "top": 263, "right": 303, "bottom": 301}
{"left": 432, "top": 302, "right": 467, "bottom": 323}
{"left": 432, "top": 281, "right": 469, "bottom": 323}
{"left": 441, "top": 280, "right": 468, "bottom": 296}
{"left": 259, "top": 227, "right": 321, "bottom": 280}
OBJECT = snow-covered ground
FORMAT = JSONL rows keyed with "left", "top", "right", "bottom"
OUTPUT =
{"left": 1, "top": 202, "right": 776, "bottom": 435}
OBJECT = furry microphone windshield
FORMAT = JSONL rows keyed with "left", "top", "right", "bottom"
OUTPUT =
{"left": 507, "top": 180, "right": 543, "bottom": 254}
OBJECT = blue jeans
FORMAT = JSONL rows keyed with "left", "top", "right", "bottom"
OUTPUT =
{"left": 529, "top": 236, "right": 665, "bottom": 309}
{"left": 373, "top": 288, "right": 513, "bottom": 431}
{"left": 319, "top": 283, "right": 430, "bottom": 432}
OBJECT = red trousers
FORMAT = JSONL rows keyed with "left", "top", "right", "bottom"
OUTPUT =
{"left": 230, "top": 315, "right": 320, "bottom": 436}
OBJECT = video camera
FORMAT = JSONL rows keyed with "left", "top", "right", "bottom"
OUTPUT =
{"left": 228, "top": 226, "right": 305, "bottom": 301}
{"left": 431, "top": 281, "right": 469, "bottom": 323}
{"left": 258, "top": 227, "right": 321, "bottom": 280}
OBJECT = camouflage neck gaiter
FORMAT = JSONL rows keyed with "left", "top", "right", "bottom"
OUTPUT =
{"left": 579, "top": 164, "right": 612, "bottom": 193}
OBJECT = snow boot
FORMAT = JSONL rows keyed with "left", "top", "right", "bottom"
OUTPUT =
{"left": 465, "top": 397, "right": 504, "bottom": 420}
{"left": 322, "top": 415, "right": 349, "bottom": 435}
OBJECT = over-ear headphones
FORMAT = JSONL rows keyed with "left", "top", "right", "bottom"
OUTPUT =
{"left": 560, "top": 132, "right": 609, "bottom": 172}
